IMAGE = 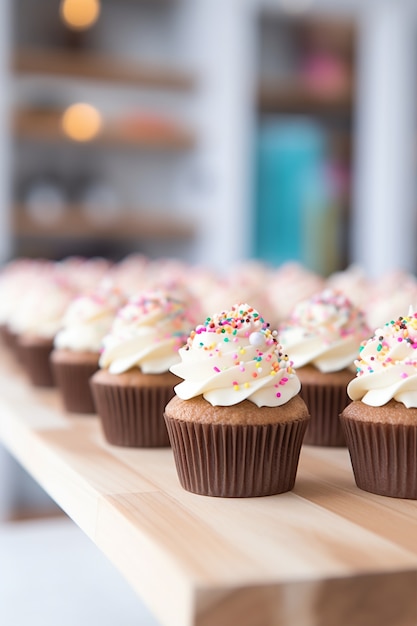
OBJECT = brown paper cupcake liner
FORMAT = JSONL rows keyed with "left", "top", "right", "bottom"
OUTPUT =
{"left": 18, "top": 341, "right": 55, "bottom": 387}
{"left": 51, "top": 359, "right": 98, "bottom": 414}
{"left": 90, "top": 379, "right": 172, "bottom": 447}
{"left": 300, "top": 383, "right": 348, "bottom": 447}
{"left": 1, "top": 327, "right": 24, "bottom": 363}
{"left": 0, "top": 325, "right": 17, "bottom": 350}
{"left": 163, "top": 415, "right": 309, "bottom": 497}
{"left": 340, "top": 416, "right": 417, "bottom": 499}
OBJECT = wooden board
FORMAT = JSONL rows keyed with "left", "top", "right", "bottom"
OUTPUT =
{"left": 0, "top": 349, "right": 417, "bottom": 626}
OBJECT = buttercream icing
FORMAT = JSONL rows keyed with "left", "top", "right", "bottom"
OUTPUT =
{"left": 54, "top": 282, "right": 125, "bottom": 353}
{"left": 170, "top": 303, "right": 301, "bottom": 407}
{"left": 279, "top": 289, "right": 370, "bottom": 373}
{"left": 99, "top": 291, "right": 194, "bottom": 374}
{"left": 348, "top": 310, "right": 417, "bottom": 407}
{"left": 9, "top": 271, "right": 76, "bottom": 338}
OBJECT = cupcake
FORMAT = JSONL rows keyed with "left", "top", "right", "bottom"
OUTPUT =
{"left": 51, "top": 282, "right": 125, "bottom": 413}
{"left": 90, "top": 291, "right": 194, "bottom": 447}
{"left": 64, "top": 256, "right": 113, "bottom": 295}
{"left": 164, "top": 303, "right": 309, "bottom": 497}
{"left": 340, "top": 311, "right": 417, "bottom": 499}
{"left": 326, "top": 264, "right": 370, "bottom": 308}
{"left": 279, "top": 289, "right": 370, "bottom": 446}
{"left": 366, "top": 270, "right": 417, "bottom": 331}
{"left": 268, "top": 262, "right": 325, "bottom": 326}
{"left": 0, "top": 258, "right": 48, "bottom": 354}
{"left": 9, "top": 266, "right": 76, "bottom": 387}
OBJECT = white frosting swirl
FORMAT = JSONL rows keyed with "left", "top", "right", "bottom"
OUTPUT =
{"left": 171, "top": 303, "right": 301, "bottom": 407}
{"left": 279, "top": 289, "right": 370, "bottom": 373}
{"left": 54, "top": 284, "right": 125, "bottom": 353}
{"left": 99, "top": 291, "right": 194, "bottom": 375}
{"left": 0, "top": 259, "right": 42, "bottom": 325}
{"left": 348, "top": 310, "right": 417, "bottom": 407}
{"left": 9, "top": 274, "right": 75, "bottom": 338}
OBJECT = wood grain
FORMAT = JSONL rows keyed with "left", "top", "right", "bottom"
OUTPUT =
{"left": 0, "top": 350, "right": 416, "bottom": 626}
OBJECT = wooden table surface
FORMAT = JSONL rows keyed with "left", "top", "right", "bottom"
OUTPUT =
{"left": 0, "top": 350, "right": 416, "bottom": 626}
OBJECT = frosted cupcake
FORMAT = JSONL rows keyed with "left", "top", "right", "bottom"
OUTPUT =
{"left": 268, "top": 262, "right": 325, "bottom": 326}
{"left": 366, "top": 270, "right": 417, "bottom": 330}
{"left": 90, "top": 291, "right": 194, "bottom": 447}
{"left": 279, "top": 289, "right": 370, "bottom": 446}
{"left": 0, "top": 258, "right": 49, "bottom": 353}
{"left": 51, "top": 282, "right": 125, "bottom": 413}
{"left": 10, "top": 268, "right": 76, "bottom": 386}
{"left": 341, "top": 311, "right": 417, "bottom": 498}
{"left": 326, "top": 264, "right": 370, "bottom": 308}
{"left": 164, "top": 303, "right": 309, "bottom": 497}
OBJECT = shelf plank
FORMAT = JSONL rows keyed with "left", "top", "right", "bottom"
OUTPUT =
{"left": 0, "top": 351, "right": 417, "bottom": 626}
{"left": 258, "top": 79, "right": 352, "bottom": 115}
{"left": 13, "top": 48, "right": 195, "bottom": 92}
{"left": 13, "top": 109, "right": 196, "bottom": 150}
{"left": 13, "top": 206, "right": 194, "bottom": 240}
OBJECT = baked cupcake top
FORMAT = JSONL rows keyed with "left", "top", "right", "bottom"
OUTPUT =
{"left": 54, "top": 281, "right": 125, "bottom": 353}
{"left": 170, "top": 303, "right": 300, "bottom": 407}
{"left": 99, "top": 290, "right": 194, "bottom": 375}
{"left": 279, "top": 289, "right": 370, "bottom": 373}
{"left": 348, "top": 310, "right": 417, "bottom": 407}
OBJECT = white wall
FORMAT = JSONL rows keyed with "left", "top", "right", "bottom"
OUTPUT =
{"left": 169, "top": 0, "right": 258, "bottom": 270}
{"left": 0, "top": 0, "right": 11, "bottom": 263}
{"left": 352, "top": 3, "right": 417, "bottom": 278}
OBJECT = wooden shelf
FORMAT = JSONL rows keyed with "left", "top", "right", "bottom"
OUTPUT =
{"left": 0, "top": 351, "right": 417, "bottom": 626}
{"left": 13, "top": 206, "right": 194, "bottom": 240}
{"left": 13, "top": 109, "right": 196, "bottom": 150}
{"left": 258, "top": 79, "right": 352, "bottom": 115}
{"left": 13, "top": 48, "right": 195, "bottom": 92}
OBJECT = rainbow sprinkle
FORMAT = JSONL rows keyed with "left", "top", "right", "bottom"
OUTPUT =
{"left": 354, "top": 312, "right": 417, "bottom": 377}
{"left": 186, "top": 303, "right": 296, "bottom": 392}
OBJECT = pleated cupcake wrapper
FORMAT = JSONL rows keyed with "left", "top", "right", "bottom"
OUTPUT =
{"left": 163, "top": 416, "right": 309, "bottom": 497}
{"left": 2, "top": 328, "right": 24, "bottom": 363}
{"left": 51, "top": 359, "right": 98, "bottom": 414}
{"left": 340, "top": 416, "right": 417, "bottom": 499}
{"left": 300, "top": 383, "right": 349, "bottom": 447}
{"left": 90, "top": 379, "right": 172, "bottom": 447}
{"left": 19, "top": 342, "right": 55, "bottom": 387}
{"left": 0, "top": 325, "right": 17, "bottom": 350}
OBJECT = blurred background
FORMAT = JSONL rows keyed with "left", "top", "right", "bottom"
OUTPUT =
{"left": 1, "top": 0, "right": 417, "bottom": 623}
{"left": 2, "top": 0, "right": 416, "bottom": 281}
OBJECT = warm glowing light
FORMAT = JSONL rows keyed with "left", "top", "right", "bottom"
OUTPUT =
{"left": 60, "top": 0, "right": 101, "bottom": 30}
{"left": 61, "top": 103, "right": 102, "bottom": 142}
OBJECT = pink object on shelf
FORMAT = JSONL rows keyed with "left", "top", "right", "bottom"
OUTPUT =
{"left": 301, "top": 53, "right": 350, "bottom": 94}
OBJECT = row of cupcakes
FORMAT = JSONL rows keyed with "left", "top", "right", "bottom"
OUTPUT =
{"left": 0, "top": 255, "right": 365, "bottom": 448}
{"left": 95, "top": 295, "right": 417, "bottom": 500}
{"left": 1, "top": 256, "right": 417, "bottom": 501}
{"left": 3, "top": 254, "right": 417, "bottom": 338}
